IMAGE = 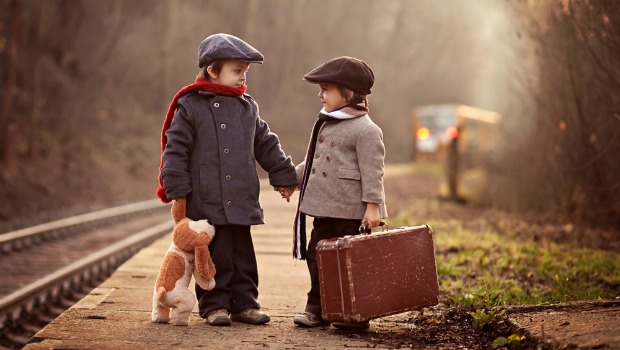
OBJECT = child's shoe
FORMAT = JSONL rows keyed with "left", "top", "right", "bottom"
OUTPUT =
{"left": 231, "top": 308, "right": 271, "bottom": 324}
{"left": 206, "top": 309, "right": 231, "bottom": 326}
{"left": 293, "top": 311, "right": 331, "bottom": 327}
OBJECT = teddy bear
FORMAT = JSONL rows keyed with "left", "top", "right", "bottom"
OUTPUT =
{"left": 151, "top": 197, "right": 216, "bottom": 326}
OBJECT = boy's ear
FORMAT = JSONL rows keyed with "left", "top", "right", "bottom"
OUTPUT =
{"left": 343, "top": 89, "right": 354, "bottom": 103}
{"left": 206, "top": 65, "right": 218, "bottom": 80}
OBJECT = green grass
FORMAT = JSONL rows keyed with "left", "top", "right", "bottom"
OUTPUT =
{"left": 384, "top": 163, "right": 619, "bottom": 308}
{"left": 402, "top": 217, "right": 619, "bottom": 308}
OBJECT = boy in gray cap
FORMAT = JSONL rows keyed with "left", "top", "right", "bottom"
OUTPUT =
{"left": 285, "top": 56, "right": 387, "bottom": 330}
{"left": 157, "top": 33, "right": 298, "bottom": 326}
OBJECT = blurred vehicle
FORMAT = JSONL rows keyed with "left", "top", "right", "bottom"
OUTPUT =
{"left": 411, "top": 105, "right": 459, "bottom": 160}
{"left": 411, "top": 104, "right": 502, "bottom": 202}
{"left": 411, "top": 104, "right": 500, "bottom": 161}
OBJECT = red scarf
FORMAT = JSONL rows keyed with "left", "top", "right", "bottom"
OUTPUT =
{"left": 156, "top": 78, "right": 247, "bottom": 203}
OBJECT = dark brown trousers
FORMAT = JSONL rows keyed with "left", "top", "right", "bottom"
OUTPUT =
{"left": 304, "top": 217, "right": 362, "bottom": 315}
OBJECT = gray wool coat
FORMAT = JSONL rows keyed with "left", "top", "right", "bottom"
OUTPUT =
{"left": 161, "top": 91, "right": 298, "bottom": 225}
{"left": 295, "top": 115, "right": 388, "bottom": 220}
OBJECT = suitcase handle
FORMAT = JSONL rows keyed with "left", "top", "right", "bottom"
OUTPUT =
{"left": 359, "top": 221, "right": 388, "bottom": 234}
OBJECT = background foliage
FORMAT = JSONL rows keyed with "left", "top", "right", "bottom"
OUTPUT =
{"left": 0, "top": 0, "right": 618, "bottom": 229}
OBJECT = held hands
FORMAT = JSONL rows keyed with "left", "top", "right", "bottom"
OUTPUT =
{"left": 274, "top": 185, "right": 298, "bottom": 202}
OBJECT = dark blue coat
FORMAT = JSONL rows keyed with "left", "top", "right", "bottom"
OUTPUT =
{"left": 161, "top": 91, "right": 297, "bottom": 225}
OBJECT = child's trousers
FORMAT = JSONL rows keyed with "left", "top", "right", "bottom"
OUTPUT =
{"left": 304, "top": 217, "right": 362, "bottom": 316}
{"left": 196, "top": 225, "right": 260, "bottom": 317}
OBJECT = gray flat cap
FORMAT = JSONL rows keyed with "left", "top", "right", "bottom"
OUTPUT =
{"left": 198, "top": 33, "right": 264, "bottom": 68}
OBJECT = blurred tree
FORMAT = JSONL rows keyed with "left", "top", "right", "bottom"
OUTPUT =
{"left": 162, "top": 0, "right": 175, "bottom": 111}
{"left": 492, "top": 0, "right": 620, "bottom": 228}
{"left": 0, "top": 0, "right": 616, "bottom": 229}
{"left": 27, "top": 0, "right": 49, "bottom": 159}
{"left": 0, "top": 0, "right": 18, "bottom": 164}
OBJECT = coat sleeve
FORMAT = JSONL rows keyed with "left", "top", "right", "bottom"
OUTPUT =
{"left": 356, "top": 122, "right": 386, "bottom": 204}
{"left": 295, "top": 161, "right": 305, "bottom": 185}
{"left": 253, "top": 111, "right": 298, "bottom": 187}
{"left": 161, "top": 105, "right": 194, "bottom": 200}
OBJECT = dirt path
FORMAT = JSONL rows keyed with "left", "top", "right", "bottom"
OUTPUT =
{"left": 24, "top": 164, "right": 619, "bottom": 349}
{"left": 373, "top": 164, "right": 620, "bottom": 349}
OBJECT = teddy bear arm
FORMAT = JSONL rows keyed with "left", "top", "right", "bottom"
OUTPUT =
{"left": 171, "top": 197, "right": 187, "bottom": 224}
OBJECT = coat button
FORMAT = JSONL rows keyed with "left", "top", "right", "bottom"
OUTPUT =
{"left": 315, "top": 153, "right": 320, "bottom": 159}
{"left": 223, "top": 148, "right": 230, "bottom": 154}
{"left": 227, "top": 200, "right": 232, "bottom": 207}
{"left": 311, "top": 168, "right": 316, "bottom": 174}
{"left": 221, "top": 123, "right": 227, "bottom": 129}
{"left": 325, "top": 156, "right": 331, "bottom": 162}
{"left": 322, "top": 171, "right": 327, "bottom": 177}
{"left": 225, "top": 175, "right": 231, "bottom": 180}
{"left": 330, "top": 141, "right": 336, "bottom": 147}
{"left": 214, "top": 103, "right": 220, "bottom": 107}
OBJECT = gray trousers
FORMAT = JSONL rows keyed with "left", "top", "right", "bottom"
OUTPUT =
{"left": 196, "top": 225, "right": 260, "bottom": 317}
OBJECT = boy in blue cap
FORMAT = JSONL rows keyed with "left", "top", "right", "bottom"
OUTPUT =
{"left": 157, "top": 33, "right": 298, "bottom": 326}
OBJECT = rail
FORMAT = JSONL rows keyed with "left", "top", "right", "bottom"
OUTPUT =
{"left": 0, "top": 199, "right": 163, "bottom": 253}
{"left": 0, "top": 220, "right": 172, "bottom": 318}
{"left": 0, "top": 200, "right": 172, "bottom": 349}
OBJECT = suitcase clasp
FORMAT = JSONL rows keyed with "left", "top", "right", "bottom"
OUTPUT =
{"left": 359, "top": 221, "right": 388, "bottom": 235}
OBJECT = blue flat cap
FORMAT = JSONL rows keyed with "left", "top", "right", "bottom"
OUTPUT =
{"left": 198, "top": 33, "right": 264, "bottom": 68}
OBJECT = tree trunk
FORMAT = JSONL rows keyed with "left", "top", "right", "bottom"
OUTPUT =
{"left": 0, "top": 0, "right": 19, "bottom": 164}
{"left": 29, "top": 1, "right": 52, "bottom": 159}
{"left": 162, "top": 0, "right": 175, "bottom": 112}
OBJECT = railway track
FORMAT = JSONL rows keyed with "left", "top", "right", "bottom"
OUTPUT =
{"left": 0, "top": 200, "right": 172, "bottom": 349}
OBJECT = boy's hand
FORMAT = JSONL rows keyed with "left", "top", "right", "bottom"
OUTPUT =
{"left": 274, "top": 185, "right": 297, "bottom": 202}
{"left": 362, "top": 203, "right": 381, "bottom": 229}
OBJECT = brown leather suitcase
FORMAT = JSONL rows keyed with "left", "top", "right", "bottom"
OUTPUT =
{"left": 317, "top": 225, "right": 439, "bottom": 323}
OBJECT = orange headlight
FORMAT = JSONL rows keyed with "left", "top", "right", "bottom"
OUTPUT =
{"left": 445, "top": 126, "right": 459, "bottom": 139}
{"left": 417, "top": 127, "right": 430, "bottom": 140}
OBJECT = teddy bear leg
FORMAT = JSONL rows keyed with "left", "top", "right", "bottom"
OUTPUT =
{"left": 169, "top": 289, "right": 196, "bottom": 326}
{"left": 151, "top": 294, "right": 171, "bottom": 323}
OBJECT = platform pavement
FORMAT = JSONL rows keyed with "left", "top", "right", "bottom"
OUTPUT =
{"left": 21, "top": 170, "right": 620, "bottom": 349}
{"left": 23, "top": 188, "right": 384, "bottom": 350}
